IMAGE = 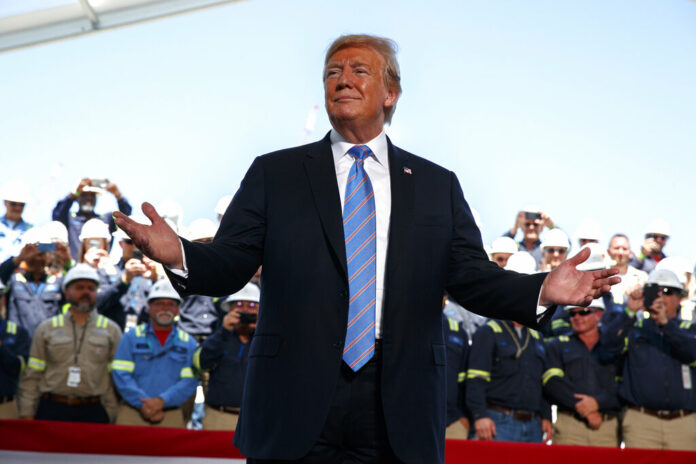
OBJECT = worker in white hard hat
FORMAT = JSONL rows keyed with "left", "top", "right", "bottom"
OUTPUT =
{"left": 214, "top": 195, "right": 233, "bottom": 223}
{"left": 655, "top": 256, "right": 695, "bottom": 321}
{"left": 504, "top": 205, "right": 557, "bottom": 267}
{"left": 602, "top": 268, "right": 696, "bottom": 450}
{"left": 17, "top": 264, "right": 122, "bottom": 423}
{"left": 52, "top": 177, "right": 132, "bottom": 260}
{"left": 606, "top": 233, "right": 648, "bottom": 309}
{"left": 0, "top": 226, "right": 64, "bottom": 337}
{"left": 112, "top": 279, "right": 198, "bottom": 427}
{"left": 41, "top": 221, "right": 73, "bottom": 277}
{"left": 490, "top": 237, "right": 518, "bottom": 268}
{"left": 574, "top": 219, "right": 602, "bottom": 248}
{"left": 0, "top": 179, "right": 34, "bottom": 264}
{"left": 0, "top": 277, "right": 30, "bottom": 419}
{"left": 543, "top": 297, "right": 621, "bottom": 447}
{"left": 194, "top": 282, "right": 260, "bottom": 430}
{"left": 628, "top": 219, "right": 671, "bottom": 274}
{"left": 540, "top": 229, "right": 570, "bottom": 272}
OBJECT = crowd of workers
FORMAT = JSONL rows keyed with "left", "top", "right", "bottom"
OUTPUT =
{"left": 0, "top": 178, "right": 694, "bottom": 451}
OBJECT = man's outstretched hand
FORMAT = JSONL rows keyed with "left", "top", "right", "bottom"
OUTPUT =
{"left": 539, "top": 247, "right": 620, "bottom": 307}
{"left": 113, "top": 203, "right": 183, "bottom": 269}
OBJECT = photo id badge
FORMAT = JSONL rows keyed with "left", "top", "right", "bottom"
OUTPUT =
{"left": 67, "top": 366, "right": 81, "bottom": 387}
{"left": 126, "top": 314, "right": 138, "bottom": 331}
{"left": 682, "top": 365, "right": 692, "bottom": 390}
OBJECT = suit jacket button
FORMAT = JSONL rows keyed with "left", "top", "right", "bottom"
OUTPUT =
{"left": 339, "top": 290, "right": 348, "bottom": 298}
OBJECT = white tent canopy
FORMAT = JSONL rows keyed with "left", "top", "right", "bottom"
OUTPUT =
{"left": 0, "top": 0, "right": 243, "bottom": 53}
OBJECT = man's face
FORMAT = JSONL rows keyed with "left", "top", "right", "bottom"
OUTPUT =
{"left": 324, "top": 46, "right": 396, "bottom": 135}
{"left": 523, "top": 219, "right": 542, "bottom": 241}
{"left": 491, "top": 253, "right": 512, "bottom": 268}
{"left": 579, "top": 238, "right": 598, "bottom": 248}
{"left": 65, "top": 280, "right": 98, "bottom": 310}
{"left": 542, "top": 246, "right": 568, "bottom": 270}
{"left": 26, "top": 250, "right": 48, "bottom": 274}
{"left": 119, "top": 238, "right": 135, "bottom": 260}
{"left": 569, "top": 307, "right": 602, "bottom": 335}
{"left": 148, "top": 299, "right": 180, "bottom": 326}
{"left": 4, "top": 200, "right": 25, "bottom": 222}
{"left": 607, "top": 236, "right": 631, "bottom": 266}
{"left": 229, "top": 299, "right": 259, "bottom": 332}
{"left": 78, "top": 193, "right": 96, "bottom": 213}
{"left": 646, "top": 233, "right": 668, "bottom": 253}
{"left": 655, "top": 287, "right": 681, "bottom": 319}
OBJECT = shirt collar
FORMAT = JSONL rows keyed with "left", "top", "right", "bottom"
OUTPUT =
{"left": 330, "top": 129, "right": 388, "bottom": 167}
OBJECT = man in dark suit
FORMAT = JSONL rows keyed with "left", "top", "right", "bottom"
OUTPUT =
{"left": 115, "top": 34, "right": 619, "bottom": 464}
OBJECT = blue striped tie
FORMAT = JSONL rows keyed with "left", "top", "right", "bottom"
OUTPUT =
{"left": 342, "top": 145, "right": 377, "bottom": 372}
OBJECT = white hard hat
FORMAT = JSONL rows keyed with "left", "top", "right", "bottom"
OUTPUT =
{"left": 567, "top": 297, "right": 605, "bottom": 311}
{"left": 186, "top": 218, "right": 218, "bottom": 242}
{"left": 505, "top": 251, "right": 537, "bottom": 274}
{"left": 147, "top": 279, "right": 182, "bottom": 303}
{"left": 655, "top": 257, "right": 692, "bottom": 287}
{"left": 522, "top": 204, "right": 542, "bottom": 214}
{"left": 43, "top": 221, "right": 68, "bottom": 244}
{"left": 647, "top": 269, "right": 684, "bottom": 292}
{"left": 158, "top": 200, "right": 184, "bottom": 230}
{"left": 221, "top": 283, "right": 260, "bottom": 311}
{"left": 575, "top": 243, "right": 611, "bottom": 271}
{"left": 541, "top": 229, "right": 570, "bottom": 250}
{"left": 0, "top": 179, "right": 31, "bottom": 203}
{"left": 644, "top": 219, "right": 670, "bottom": 237}
{"left": 62, "top": 263, "right": 100, "bottom": 291}
{"left": 215, "top": 195, "right": 233, "bottom": 216}
{"left": 575, "top": 219, "right": 602, "bottom": 242}
{"left": 491, "top": 237, "right": 518, "bottom": 255}
{"left": 79, "top": 218, "right": 111, "bottom": 243}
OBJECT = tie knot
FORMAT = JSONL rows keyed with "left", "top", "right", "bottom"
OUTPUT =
{"left": 347, "top": 145, "right": 372, "bottom": 162}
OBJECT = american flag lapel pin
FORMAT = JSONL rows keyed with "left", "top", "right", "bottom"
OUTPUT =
{"left": 403, "top": 166, "right": 412, "bottom": 175}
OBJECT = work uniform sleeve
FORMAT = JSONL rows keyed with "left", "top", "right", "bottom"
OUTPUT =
{"left": 158, "top": 338, "right": 199, "bottom": 408}
{"left": 52, "top": 195, "right": 75, "bottom": 227}
{"left": 102, "top": 197, "right": 132, "bottom": 234}
{"left": 0, "top": 257, "right": 17, "bottom": 285}
{"left": 465, "top": 323, "right": 496, "bottom": 421}
{"left": 101, "top": 324, "right": 123, "bottom": 422}
{"left": 600, "top": 310, "right": 634, "bottom": 356}
{"left": 661, "top": 320, "right": 696, "bottom": 365}
{"left": 111, "top": 333, "right": 149, "bottom": 409}
{"left": 196, "top": 327, "right": 233, "bottom": 372}
{"left": 542, "top": 340, "right": 577, "bottom": 411}
{"left": 0, "top": 324, "right": 29, "bottom": 379}
{"left": 17, "top": 324, "right": 48, "bottom": 417}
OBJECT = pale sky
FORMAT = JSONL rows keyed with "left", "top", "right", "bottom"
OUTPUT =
{"left": 1, "top": 0, "right": 695, "bottom": 264}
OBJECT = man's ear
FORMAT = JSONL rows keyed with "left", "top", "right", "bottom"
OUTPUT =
{"left": 384, "top": 89, "right": 398, "bottom": 108}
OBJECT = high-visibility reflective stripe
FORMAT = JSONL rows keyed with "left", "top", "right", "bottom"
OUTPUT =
{"left": 551, "top": 319, "right": 569, "bottom": 329}
{"left": 622, "top": 337, "right": 629, "bottom": 354}
{"left": 558, "top": 335, "right": 570, "bottom": 342}
{"left": 486, "top": 321, "right": 502, "bottom": 333}
{"left": 680, "top": 321, "right": 692, "bottom": 330}
{"left": 28, "top": 357, "right": 46, "bottom": 371}
{"left": 18, "top": 355, "right": 26, "bottom": 375}
{"left": 7, "top": 321, "right": 17, "bottom": 334}
{"left": 51, "top": 315, "right": 64, "bottom": 328}
{"left": 467, "top": 369, "right": 491, "bottom": 382}
{"left": 542, "top": 368, "right": 564, "bottom": 386}
{"left": 96, "top": 315, "right": 108, "bottom": 329}
{"left": 448, "top": 318, "right": 459, "bottom": 332}
{"left": 111, "top": 360, "right": 135, "bottom": 372}
{"left": 615, "top": 376, "right": 623, "bottom": 382}
{"left": 637, "top": 317, "right": 645, "bottom": 328}
{"left": 529, "top": 329, "right": 540, "bottom": 340}
{"left": 61, "top": 303, "right": 70, "bottom": 315}
{"left": 135, "top": 325, "right": 145, "bottom": 337}
{"left": 193, "top": 347, "right": 203, "bottom": 371}
{"left": 180, "top": 367, "right": 194, "bottom": 378}
{"left": 457, "top": 372, "right": 466, "bottom": 383}
{"left": 178, "top": 330, "right": 189, "bottom": 342}
{"left": 689, "top": 361, "right": 696, "bottom": 367}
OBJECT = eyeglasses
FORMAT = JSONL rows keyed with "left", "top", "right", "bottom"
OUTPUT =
{"left": 122, "top": 239, "right": 134, "bottom": 245}
{"left": 7, "top": 201, "right": 24, "bottom": 208}
{"left": 545, "top": 247, "right": 568, "bottom": 254}
{"left": 232, "top": 301, "right": 257, "bottom": 308}
{"left": 646, "top": 233, "right": 668, "bottom": 241}
{"left": 658, "top": 287, "right": 679, "bottom": 296}
{"left": 569, "top": 309, "right": 598, "bottom": 318}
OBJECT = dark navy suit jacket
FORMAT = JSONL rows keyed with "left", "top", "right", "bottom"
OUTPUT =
{"left": 168, "top": 133, "right": 551, "bottom": 463}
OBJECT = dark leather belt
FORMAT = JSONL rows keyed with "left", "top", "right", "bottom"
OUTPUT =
{"left": 0, "top": 395, "right": 14, "bottom": 404}
{"left": 629, "top": 405, "right": 693, "bottom": 420}
{"left": 486, "top": 402, "right": 538, "bottom": 422}
{"left": 207, "top": 403, "right": 240, "bottom": 414}
{"left": 558, "top": 408, "right": 618, "bottom": 421}
{"left": 42, "top": 393, "right": 100, "bottom": 406}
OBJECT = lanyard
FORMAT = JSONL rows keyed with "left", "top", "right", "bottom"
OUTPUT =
{"left": 71, "top": 318, "right": 89, "bottom": 365}
{"left": 28, "top": 281, "right": 45, "bottom": 297}
{"left": 501, "top": 321, "right": 530, "bottom": 359}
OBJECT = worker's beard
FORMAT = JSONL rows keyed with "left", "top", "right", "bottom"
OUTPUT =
{"left": 73, "top": 302, "right": 95, "bottom": 313}
{"left": 154, "top": 311, "right": 175, "bottom": 326}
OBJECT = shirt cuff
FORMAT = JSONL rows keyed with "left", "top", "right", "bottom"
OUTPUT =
{"left": 536, "top": 291, "right": 550, "bottom": 322}
{"left": 165, "top": 239, "right": 189, "bottom": 279}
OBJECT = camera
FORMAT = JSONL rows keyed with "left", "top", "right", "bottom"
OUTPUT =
{"left": 87, "top": 239, "right": 102, "bottom": 249}
{"left": 642, "top": 284, "right": 659, "bottom": 312}
{"left": 37, "top": 242, "right": 57, "bottom": 253}
{"left": 239, "top": 312, "right": 257, "bottom": 324}
{"left": 524, "top": 212, "right": 542, "bottom": 221}
{"left": 132, "top": 249, "right": 144, "bottom": 260}
{"left": 91, "top": 178, "right": 109, "bottom": 189}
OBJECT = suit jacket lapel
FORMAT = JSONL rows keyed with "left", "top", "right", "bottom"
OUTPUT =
{"left": 384, "top": 138, "right": 414, "bottom": 297}
{"left": 303, "top": 133, "right": 348, "bottom": 281}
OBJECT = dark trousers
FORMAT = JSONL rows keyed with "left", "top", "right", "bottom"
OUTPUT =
{"left": 35, "top": 397, "right": 109, "bottom": 423}
{"left": 248, "top": 343, "right": 402, "bottom": 464}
